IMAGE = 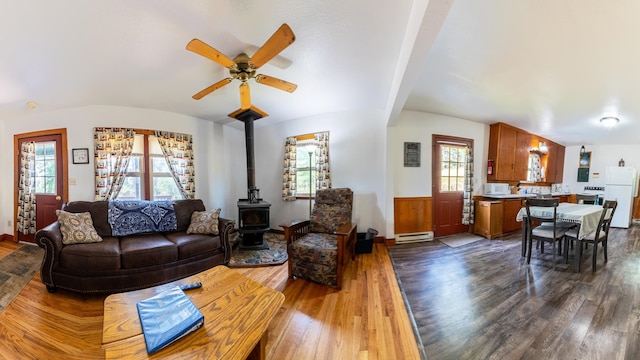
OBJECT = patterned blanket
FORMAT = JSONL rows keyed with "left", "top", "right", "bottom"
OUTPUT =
{"left": 108, "top": 200, "right": 177, "bottom": 236}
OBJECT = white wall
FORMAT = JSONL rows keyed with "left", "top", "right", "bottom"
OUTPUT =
{"left": 385, "top": 110, "right": 489, "bottom": 237}
{"left": 253, "top": 110, "right": 388, "bottom": 236}
{"left": 563, "top": 144, "right": 640, "bottom": 193}
{"left": 0, "top": 105, "right": 244, "bottom": 235}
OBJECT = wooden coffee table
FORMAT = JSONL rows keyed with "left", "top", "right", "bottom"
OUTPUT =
{"left": 102, "top": 265, "right": 284, "bottom": 359}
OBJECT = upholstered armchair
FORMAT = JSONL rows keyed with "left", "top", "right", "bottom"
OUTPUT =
{"left": 280, "top": 188, "right": 357, "bottom": 289}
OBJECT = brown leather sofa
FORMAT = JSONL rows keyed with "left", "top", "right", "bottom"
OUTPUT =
{"left": 35, "top": 199, "right": 234, "bottom": 294}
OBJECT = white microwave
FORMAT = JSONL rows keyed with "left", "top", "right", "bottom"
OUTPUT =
{"left": 484, "top": 183, "right": 510, "bottom": 195}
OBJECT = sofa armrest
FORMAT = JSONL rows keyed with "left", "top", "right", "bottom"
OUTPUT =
{"left": 218, "top": 217, "right": 235, "bottom": 264}
{"left": 35, "top": 221, "right": 64, "bottom": 289}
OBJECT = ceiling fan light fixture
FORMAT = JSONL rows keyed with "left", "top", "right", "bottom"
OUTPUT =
{"left": 600, "top": 116, "right": 619, "bottom": 128}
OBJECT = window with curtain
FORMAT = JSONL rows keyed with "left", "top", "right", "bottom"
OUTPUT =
{"left": 94, "top": 128, "right": 195, "bottom": 201}
{"left": 282, "top": 131, "right": 331, "bottom": 201}
{"left": 117, "top": 133, "right": 184, "bottom": 200}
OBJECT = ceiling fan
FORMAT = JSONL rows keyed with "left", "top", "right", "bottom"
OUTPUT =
{"left": 186, "top": 23, "right": 297, "bottom": 111}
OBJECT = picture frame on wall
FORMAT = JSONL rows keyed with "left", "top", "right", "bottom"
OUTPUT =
{"left": 579, "top": 151, "right": 591, "bottom": 168}
{"left": 72, "top": 148, "right": 90, "bottom": 164}
{"left": 404, "top": 142, "right": 421, "bottom": 167}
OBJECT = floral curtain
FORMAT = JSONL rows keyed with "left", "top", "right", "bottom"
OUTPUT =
{"left": 314, "top": 132, "right": 331, "bottom": 190}
{"left": 282, "top": 136, "right": 298, "bottom": 201}
{"left": 17, "top": 141, "right": 37, "bottom": 235}
{"left": 94, "top": 128, "right": 136, "bottom": 201}
{"left": 155, "top": 131, "right": 195, "bottom": 199}
{"left": 462, "top": 145, "right": 475, "bottom": 225}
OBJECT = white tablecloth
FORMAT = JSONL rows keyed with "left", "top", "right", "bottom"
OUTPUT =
{"left": 516, "top": 203, "right": 605, "bottom": 239}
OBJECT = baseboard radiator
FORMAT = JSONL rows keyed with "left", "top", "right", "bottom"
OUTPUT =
{"left": 395, "top": 231, "right": 434, "bottom": 244}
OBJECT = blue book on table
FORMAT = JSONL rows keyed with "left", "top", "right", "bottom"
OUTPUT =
{"left": 136, "top": 286, "right": 205, "bottom": 354}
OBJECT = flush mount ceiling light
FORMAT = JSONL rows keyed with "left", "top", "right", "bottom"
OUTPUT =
{"left": 600, "top": 116, "right": 619, "bottom": 128}
{"left": 26, "top": 101, "right": 37, "bottom": 109}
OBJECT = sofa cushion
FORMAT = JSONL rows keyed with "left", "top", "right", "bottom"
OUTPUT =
{"left": 56, "top": 210, "right": 103, "bottom": 245}
{"left": 59, "top": 237, "right": 121, "bottom": 271}
{"left": 164, "top": 232, "right": 222, "bottom": 259}
{"left": 173, "top": 199, "right": 206, "bottom": 231}
{"left": 119, "top": 234, "right": 178, "bottom": 269}
{"left": 187, "top": 209, "right": 221, "bottom": 235}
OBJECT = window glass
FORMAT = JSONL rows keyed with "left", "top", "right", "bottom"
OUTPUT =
{"left": 116, "top": 134, "right": 183, "bottom": 201}
{"left": 34, "top": 141, "right": 56, "bottom": 194}
{"left": 296, "top": 141, "right": 316, "bottom": 196}
{"left": 439, "top": 144, "right": 466, "bottom": 192}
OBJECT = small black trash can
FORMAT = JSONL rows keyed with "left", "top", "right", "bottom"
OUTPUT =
{"left": 355, "top": 228, "right": 378, "bottom": 254}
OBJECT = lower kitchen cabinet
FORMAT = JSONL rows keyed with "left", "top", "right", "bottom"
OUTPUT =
{"left": 474, "top": 200, "right": 503, "bottom": 239}
{"left": 502, "top": 198, "right": 524, "bottom": 233}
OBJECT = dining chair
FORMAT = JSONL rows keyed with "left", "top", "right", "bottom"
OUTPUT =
{"left": 575, "top": 194, "right": 598, "bottom": 204}
{"left": 563, "top": 200, "right": 617, "bottom": 272}
{"left": 524, "top": 198, "right": 570, "bottom": 269}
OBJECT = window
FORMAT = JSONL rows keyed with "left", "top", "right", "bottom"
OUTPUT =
{"left": 440, "top": 144, "right": 466, "bottom": 192}
{"left": 282, "top": 131, "right": 331, "bottom": 201}
{"left": 117, "top": 133, "right": 184, "bottom": 201}
{"left": 34, "top": 141, "right": 56, "bottom": 194}
{"left": 296, "top": 140, "right": 317, "bottom": 197}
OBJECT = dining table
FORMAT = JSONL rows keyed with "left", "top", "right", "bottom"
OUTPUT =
{"left": 516, "top": 202, "right": 604, "bottom": 268}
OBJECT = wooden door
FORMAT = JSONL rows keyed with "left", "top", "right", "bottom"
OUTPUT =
{"left": 14, "top": 129, "right": 68, "bottom": 243}
{"left": 432, "top": 135, "right": 473, "bottom": 237}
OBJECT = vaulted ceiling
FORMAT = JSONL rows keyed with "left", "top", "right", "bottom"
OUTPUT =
{"left": 2, "top": 1, "right": 638, "bottom": 146}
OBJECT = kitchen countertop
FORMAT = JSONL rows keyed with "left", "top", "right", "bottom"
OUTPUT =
{"left": 482, "top": 192, "right": 572, "bottom": 199}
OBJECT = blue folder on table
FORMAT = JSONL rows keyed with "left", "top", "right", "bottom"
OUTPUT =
{"left": 136, "top": 286, "right": 205, "bottom": 354}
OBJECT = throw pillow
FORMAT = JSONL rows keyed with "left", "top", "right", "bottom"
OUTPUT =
{"left": 56, "top": 210, "right": 103, "bottom": 245}
{"left": 187, "top": 208, "right": 221, "bottom": 235}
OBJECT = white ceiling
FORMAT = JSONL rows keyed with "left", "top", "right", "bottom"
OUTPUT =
{"left": 2, "top": 1, "right": 638, "bottom": 146}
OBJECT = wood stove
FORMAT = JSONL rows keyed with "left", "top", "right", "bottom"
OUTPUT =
{"left": 229, "top": 106, "right": 271, "bottom": 249}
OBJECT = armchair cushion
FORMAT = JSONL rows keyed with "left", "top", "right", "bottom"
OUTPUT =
{"left": 309, "top": 188, "right": 353, "bottom": 233}
{"left": 289, "top": 233, "right": 339, "bottom": 287}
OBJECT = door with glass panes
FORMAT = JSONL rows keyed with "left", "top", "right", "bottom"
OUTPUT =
{"left": 15, "top": 131, "right": 66, "bottom": 243}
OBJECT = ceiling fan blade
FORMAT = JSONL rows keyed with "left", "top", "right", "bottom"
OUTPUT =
{"left": 186, "top": 39, "right": 236, "bottom": 68}
{"left": 192, "top": 78, "right": 233, "bottom": 100}
{"left": 250, "top": 24, "right": 295, "bottom": 69}
{"left": 240, "top": 83, "right": 251, "bottom": 109}
{"left": 255, "top": 74, "right": 297, "bottom": 93}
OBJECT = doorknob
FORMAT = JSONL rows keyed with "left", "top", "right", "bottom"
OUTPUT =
{"left": 56, "top": 196, "right": 61, "bottom": 201}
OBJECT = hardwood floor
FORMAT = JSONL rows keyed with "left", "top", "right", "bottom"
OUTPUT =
{"left": 389, "top": 225, "right": 640, "bottom": 360}
{"left": 0, "top": 242, "right": 421, "bottom": 359}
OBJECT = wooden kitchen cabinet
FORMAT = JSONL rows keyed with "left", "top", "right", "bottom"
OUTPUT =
{"left": 488, "top": 123, "right": 529, "bottom": 181}
{"left": 502, "top": 198, "right": 524, "bottom": 233}
{"left": 545, "top": 142, "right": 565, "bottom": 183}
{"left": 474, "top": 200, "right": 503, "bottom": 239}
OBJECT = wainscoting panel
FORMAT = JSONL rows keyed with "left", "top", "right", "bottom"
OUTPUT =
{"left": 394, "top": 197, "right": 432, "bottom": 241}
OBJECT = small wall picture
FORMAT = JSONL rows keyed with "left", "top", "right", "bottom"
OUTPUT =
{"left": 579, "top": 151, "right": 591, "bottom": 168}
{"left": 404, "top": 142, "right": 421, "bottom": 167}
{"left": 72, "top": 148, "right": 90, "bottom": 164}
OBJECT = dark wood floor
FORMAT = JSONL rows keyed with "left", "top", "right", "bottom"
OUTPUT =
{"left": 389, "top": 225, "right": 640, "bottom": 360}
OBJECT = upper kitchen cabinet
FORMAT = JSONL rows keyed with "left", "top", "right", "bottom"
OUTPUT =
{"left": 487, "top": 122, "right": 565, "bottom": 183}
{"left": 487, "top": 123, "right": 528, "bottom": 181}
{"left": 544, "top": 142, "right": 565, "bottom": 183}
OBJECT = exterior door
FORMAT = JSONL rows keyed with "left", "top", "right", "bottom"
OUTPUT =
{"left": 433, "top": 135, "right": 473, "bottom": 237}
{"left": 14, "top": 129, "right": 68, "bottom": 243}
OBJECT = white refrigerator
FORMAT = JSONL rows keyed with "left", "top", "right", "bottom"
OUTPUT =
{"left": 605, "top": 166, "right": 638, "bottom": 228}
